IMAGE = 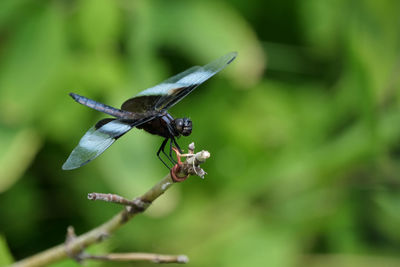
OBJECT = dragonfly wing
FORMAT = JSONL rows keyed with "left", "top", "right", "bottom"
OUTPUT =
{"left": 154, "top": 52, "right": 237, "bottom": 110}
{"left": 62, "top": 119, "right": 133, "bottom": 170}
{"left": 121, "top": 52, "right": 237, "bottom": 112}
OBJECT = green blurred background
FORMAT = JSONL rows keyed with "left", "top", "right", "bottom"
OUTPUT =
{"left": 1, "top": 0, "right": 400, "bottom": 266}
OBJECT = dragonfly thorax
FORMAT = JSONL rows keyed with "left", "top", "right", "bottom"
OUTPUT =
{"left": 136, "top": 113, "right": 192, "bottom": 138}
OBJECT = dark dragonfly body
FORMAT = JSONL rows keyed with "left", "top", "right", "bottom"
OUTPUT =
{"left": 136, "top": 112, "right": 192, "bottom": 138}
{"left": 62, "top": 52, "right": 237, "bottom": 170}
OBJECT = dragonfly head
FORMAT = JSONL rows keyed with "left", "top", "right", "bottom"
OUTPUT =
{"left": 174, "top": 117, "right": 192, "bottom": 136}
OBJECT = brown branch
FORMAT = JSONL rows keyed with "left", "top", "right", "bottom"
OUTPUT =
{"left": 83, "top": 252, "right": 189, "bottom": 263}
{"left": 10, "top": 143, "right": 209, "bottom": 267}
{"left": 87, "top": 193, "right": 144, "bottom": 206}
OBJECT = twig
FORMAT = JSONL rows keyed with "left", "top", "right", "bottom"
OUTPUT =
{"left": 65, "top": 226, "right": 85, "bottom": 263}
{"left": 10, "top": 143, "right": 209, "bottom": 267}
{"left": 87, "top": 193, "right": 144, "bottom": 206}
{"left": 10, "top": 174, "right": 174, "bottom": 267}
{"left": 82, "top": 252, "right": 189, "bottom": 263}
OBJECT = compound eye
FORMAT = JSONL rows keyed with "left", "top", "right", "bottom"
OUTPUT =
{"left": 181, "top": 118, "right": 192, "bottom": 136}
{"left": 185, "top": 120, "right": 192, "bottom": 127}
{"left": 175, "top": 119, "right": 184, "bottom": 131}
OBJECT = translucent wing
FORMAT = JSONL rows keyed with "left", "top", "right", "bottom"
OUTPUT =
{"left": 121, "top": 52, "right": 237, "bottom": 112}
{"left": 62, "top": 119, "right": 133, "bottom": 170}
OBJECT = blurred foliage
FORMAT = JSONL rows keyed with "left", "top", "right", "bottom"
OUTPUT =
{"left": 1, "top": 0, "right": 400, "bottom": 266}
{"left": 0, "top": 236, "right": 12, "bottom": 266}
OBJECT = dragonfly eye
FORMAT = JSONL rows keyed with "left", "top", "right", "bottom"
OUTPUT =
{"left": 174, "top": 118, "right": 192, "bottom": 136}
{"left": 175, "top": 119, "right": 184, "bottom": 131}
{"left": 181, "top": 118, "right": 192, "bottom": 136}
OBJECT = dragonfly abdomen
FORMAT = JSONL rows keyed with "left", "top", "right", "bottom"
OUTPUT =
{"left": 69, "top": 93, "right": 134, "bottom": 119}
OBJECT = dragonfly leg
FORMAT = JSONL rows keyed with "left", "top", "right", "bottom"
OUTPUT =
{"left": 157, "top": 138, "right": 172, "bottom": 169}
{"left": 169, "top": 137, "right": 182, "bottom": 162}
{"left": 172, "top": 137, "right": 182, "bottom": 153}
{"left": 165, "top": 122, "right": 182, "bottom": 156}
{"left": 161, "top": 138, "right": 176, "bottom": 164}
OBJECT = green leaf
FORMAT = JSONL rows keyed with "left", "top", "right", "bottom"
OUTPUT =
{"left": 0, "top": 0, "right": 31, "bottom": 27}
{"left": 0, "top": 127, "right": 41, "bottom": 193}
{"left": 75, "top": 0, "right": 121, "bottom": 49}
{"left": 156, "top": 0, "right": 265, "bottom": 87}
{"left": 0, "top": 5, "right": 65, "bottom": 124}
{"left": 0, "top": 235, "right": 13, "bottom": 266}
{"left": 126, "top": 0, "right": 265, "bottom": 88}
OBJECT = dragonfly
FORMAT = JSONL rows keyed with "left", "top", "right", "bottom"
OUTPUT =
{"left": 62, "top": 52, "right": 237, "bottom": 170}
